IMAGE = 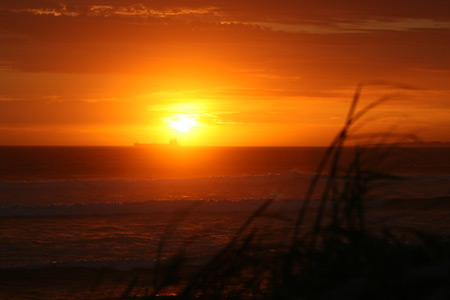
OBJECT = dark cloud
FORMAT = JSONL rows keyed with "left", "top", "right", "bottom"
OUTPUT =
{"left": 1, "top": 1, "right": 450, "bottom": 20}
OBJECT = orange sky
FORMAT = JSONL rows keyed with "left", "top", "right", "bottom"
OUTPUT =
{"left": 0, "top": 0, "right": 449, "bottom": 146}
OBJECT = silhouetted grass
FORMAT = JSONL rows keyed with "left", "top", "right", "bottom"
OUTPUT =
{"left": 122, "top": 82, "right": 450, "bottom": 299}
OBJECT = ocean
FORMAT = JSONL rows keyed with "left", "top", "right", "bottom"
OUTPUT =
{"left": 1, "top": 146, "right": 449, "bottom": 299}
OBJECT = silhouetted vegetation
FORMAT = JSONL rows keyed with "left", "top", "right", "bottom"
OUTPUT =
{"left": 123, "top": 83, "right": 450, "bottom": 299}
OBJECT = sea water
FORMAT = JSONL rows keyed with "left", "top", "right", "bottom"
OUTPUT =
{"left": 0, "top": 146, "right": 449, "bottom": 298}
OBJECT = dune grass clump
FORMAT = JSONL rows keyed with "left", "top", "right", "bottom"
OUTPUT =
{"left": 124, "top": 82, "right": 450, "bottom": 299}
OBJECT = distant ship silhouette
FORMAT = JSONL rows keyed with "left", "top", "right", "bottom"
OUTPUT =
{"left": 134, "top": 138, "right": 180, "bottom": 147}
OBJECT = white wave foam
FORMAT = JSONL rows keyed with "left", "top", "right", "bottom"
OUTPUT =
{"left": 0, "top": 171, "right": 314, "bottom": 205}
{"left": 0, "top": 172, "right": 448, "bottom": 217}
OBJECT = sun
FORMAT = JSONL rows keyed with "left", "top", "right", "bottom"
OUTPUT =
{"left": 170, "top": 116, "right": 197, "bottom": 132}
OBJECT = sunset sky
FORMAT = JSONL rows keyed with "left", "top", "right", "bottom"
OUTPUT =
{"left": 1, "top": 0, "right": 449, "bottom": 146}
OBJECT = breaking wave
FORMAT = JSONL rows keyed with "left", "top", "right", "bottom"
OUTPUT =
{"left": 1, "top": 171, "right": 449, "bottom": 217}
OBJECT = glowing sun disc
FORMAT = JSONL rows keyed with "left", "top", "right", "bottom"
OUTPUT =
{"left": 170, "top": 116, "right": 196, "bottom": 132}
